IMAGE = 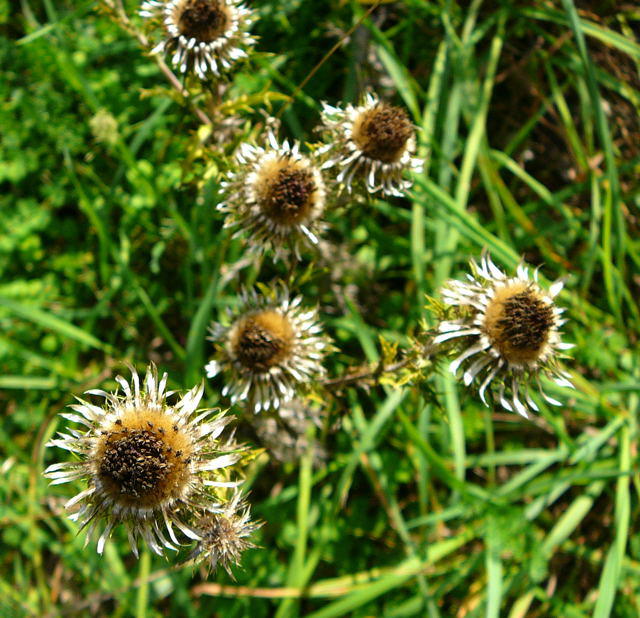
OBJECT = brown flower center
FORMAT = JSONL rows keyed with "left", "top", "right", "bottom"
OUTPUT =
{"left": 232, "top": 310, "right": 294, "bottom": 372}
{"left": 483, "top": 284, "right": 554, "bottom": 364}
{"left": 262, "top": 166, "right": 316, "bottom": 225}
{"left": 177, "top": 0, "right": 228, "bottom": 43}
{"left": 353, "top": 103, "right": 413, "bottom": 163}
{"left": 98, "top": 420, "right": 191, "bottom": 508}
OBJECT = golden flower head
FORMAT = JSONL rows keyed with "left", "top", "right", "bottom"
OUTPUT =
{"left": 433, "top": 254, "right": 574, "bottom": 417}
{"left": 319, "top": 92, "right": 422, "bottom": 197}
{"left": 205, "top": 286, "right": 329, "bottom": 413}
{"left": 186, "top": 490, "right": 260, "bottom": 575}
{"left": 140, "top": 0, "right": 255, "bottom": 80}
{"left": 44, "top": 364, "right": 241, "bottom": 556}
{"left": 218, "top": 131, "right": 328, "bottom": 261}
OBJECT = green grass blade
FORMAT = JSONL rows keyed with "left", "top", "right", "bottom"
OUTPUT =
{"left": 0, "top": 296, "right": 111, "bottom": 353}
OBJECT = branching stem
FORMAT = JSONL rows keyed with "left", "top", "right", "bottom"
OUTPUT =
{"left": 100, "top": 0, "right": 212, "bottom": 125}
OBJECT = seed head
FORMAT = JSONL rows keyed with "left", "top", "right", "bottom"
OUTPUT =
{"left": 140, "top": 0, "right": 255, "bottom": 80}
{"left": 319, "top": 92, "right": 422, "bottom": 197}
{"left": 218, "top": 132, "right": 328, "bottom": 261}
{"left": 188, "top": 492, "right": 261, "bottom": 576}
{"left": 261, "top": 167, "right": 317, "bottom": 225}
{"left": 44, "top": 364, "right": 241, "bottom": 556}
{"left": 206, "top": 286, "right": 330, "bottom": 413}
{"left": 433, "top": 254, "right": 574, "bottom": 417}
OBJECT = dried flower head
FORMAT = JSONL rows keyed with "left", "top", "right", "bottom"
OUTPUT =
{"left": 44, "top": 364, "right": 240, "bottom": 556}
{"left": 140, "top": 0, "right": 255, "bottom": 80}
{"left": 319, "top": 92, "right": 422, "bottom": 197}
{"left": 187, "top": 491, "right": 260, "bottom": 575}
{"left": 219, "top": 132, "right": 328, "bottom": 261}
{"left": 252, "top": 398, "right": 326, "bottom": 464}
{"left": 206, "top": 286, "right": 329, "bottom": 413}
{"left": 433, "top": 254, "right": 573, "bottom": 417}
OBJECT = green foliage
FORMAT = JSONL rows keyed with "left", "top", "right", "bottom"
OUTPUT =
{"left": 2, "top": 0, "right": 640, "bottom": 616}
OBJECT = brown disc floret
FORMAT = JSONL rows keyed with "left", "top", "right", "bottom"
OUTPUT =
{"left": 352, "top": 103, "right": 414, "bottom": 163}
{"left": 261, "top": 165, "right": 316, "bottom": 225}
{"left": 231, "top": 310, "right": 295, "bottom": 373}
{"left": 96, "top": 412, "right": 193, "bottom": 509}
{"left": 176, "top": 0, "right": 229, "bottom": 43}
{"left": 483, "top": 283, "right": 555, "bottom": 365}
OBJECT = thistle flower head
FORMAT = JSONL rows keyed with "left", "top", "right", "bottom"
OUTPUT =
{"left": 187, "top": 491, "right": 260, "bottom": 575}
{"left": 219, "top": 132, "right": 328, "bottom": 261}
{"left": 44, "top": 364, "right": 240, "bottom": 556}
{"left": 205, "top": 286, "right": 329, "bottom": 413}
{"left": 140, "top": 0, "right": 255, "bottom": 80}
{"left": 319, "top": 92, "right": 422, "bottom": 197}
{"left": 433, "top": 254, "right": 574, "bottom": 417}
{"left": 252, "top": 398, "right": 326, "bottom": 464}
{"left": 352, "top": 103, "right": 414, "bottom": 163}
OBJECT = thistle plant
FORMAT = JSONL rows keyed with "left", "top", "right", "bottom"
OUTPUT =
{"left": 28, "top": 0, "right": 639, "bottom": 613}
{"left": 205, "top": 286, "right": 330, "bottom": 414}
{"left": 44, "top": 0, "right": 430, "bottom": 577}
{"left": 186, "top": 490, "right": 261, "bottom": 575}
{"left": 45, "top": 364, "right": 256, "bottom": 571}
{"left": 318, "top": 92, "right": 423, "bottom": 197}
{"left": 139, "top": 0, "right": 256, "bottom": 80}
{"left": 218, "top": 131, "right": 329, "bottom": 261}
{"left": 433, "top": 254, "right": 574, "bottom": 417}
